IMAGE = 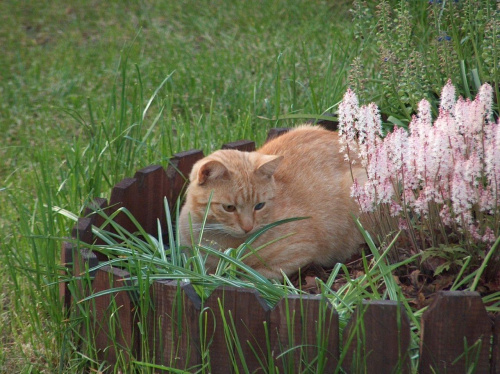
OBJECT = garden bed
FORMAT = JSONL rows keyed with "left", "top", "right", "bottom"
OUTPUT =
{"left": 61, "top": 128, "right": 500, "bottom": 373}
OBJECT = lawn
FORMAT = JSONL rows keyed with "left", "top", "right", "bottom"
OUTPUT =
{"left": 0, "top": 0, "right": 498, "bottom": 372}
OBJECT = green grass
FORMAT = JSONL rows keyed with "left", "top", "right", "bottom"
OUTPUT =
{"left": 0, "top": 0, "right": 355, "bottom": 372}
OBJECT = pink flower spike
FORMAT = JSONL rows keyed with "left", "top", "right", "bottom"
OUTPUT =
{"left": 440, "top": 79, "right": 456, "bottom": 112}
{"left": 485, "top": 121, "right": 500, "bottom": 203}
{"left": 468, "top": 97, "right": 485, "bottom": 136}
{"left": 478, "top": 83, "right": 493, "bottom": 122}
{"left": 453, "top": 96, "right": 468, "bottom": 135}
{"left": 451, "top": 165, "right": 472, "bottom": 218}
{"left": 398, "top": 218, "right": 409, "bottom": 230}
{"left": 389, "top": 200, "right": 403, "bottom": 216}
{"left": 356, "top": 103, "right": 382, "bottom": 167}
{"left": 416, "top": 99, "right": 432, "bottom": 133}
{"left": 469, "top": 223, "right": 482, "bottom": 241}
{"left": 497, "top": 118, "right": 500, "bottom": 152}
{"left": 386, "top": 126, "right": 408, "bottom": 171}
{"left": 482, "top": 227, "right": 496, "bottom": 244}
{"left": 338, "top": 88, "right": 359, "bottom": 145}
{"left": 479, "top": 185, "right": 494, "bottom": 213}
{"left": 439, "top": 205, "right": 452, "bottom": 226}
{"left": 367, "top": 103, "right": 382, "bottom": 137}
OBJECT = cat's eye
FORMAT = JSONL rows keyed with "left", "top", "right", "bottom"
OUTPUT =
{"left": 222, "top": 204, "right": 236, "bottom": 212}
{"left": 254, "top": 202, "right": 266, "bottom": 211}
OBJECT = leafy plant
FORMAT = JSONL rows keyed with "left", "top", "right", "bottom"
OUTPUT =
{"left": 420, "top": 244, "right": 470, "bottom": 275}
{"left": 349, "top": 0, "right": 500, "bottom": 124}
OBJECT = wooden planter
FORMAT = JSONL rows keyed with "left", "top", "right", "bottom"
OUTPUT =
{"left": 61, "top": 128, "right": 500, "bottom": 373}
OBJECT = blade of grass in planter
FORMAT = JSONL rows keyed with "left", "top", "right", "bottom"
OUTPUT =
{"left": 470, "top": 234, "right": 500, "bottom": 292}
{"left": 354, "top": 217, "right": 401, "bottom": 301}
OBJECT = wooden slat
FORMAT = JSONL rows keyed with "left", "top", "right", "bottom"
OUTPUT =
{"left": 270, "top": 294, "right": 339, "bottom": 373}
{"left": 201, "top": 287, "right": 235, "bottom": 373}
{"left": 64, "top": 246, "right": 98, "bottom": 312}
{"left": 148, "top": 280, "right": 202, "bottom": 371}
{"left": 202, "top": 287, "right": 271, "bottom": 373}
{"left": 133, "top": 165, "right": 170, "bottom": 235}
{"left": 270, "top": 295, "right": 302, "bottom": 371}
{"left": 107, "top": 177, "right": 140, "bottom": 235}
{"left": 265, "top": 128, "right": 290, "bottom": 143}
{"left": 419, "top": 291, "right": 492, "bottom": 374}
{"left": 63, "top": 198, "right": 108, "bottom": 308}
{"left": 73, "top": 247, "right": 99, "bottom": 280}
{"left": 83, "top": 197, "right": 108, "bottom": 243}
{"left": 59, "top": 241, "right": 74, "bottom": 309}
{"left": 92, "top": 266, "right": 137, "bottom": 367}
{"left": 343, "top": 300, "right": 411, "bottom": 373}
{"left": 221, "top": 140, "right": 256, "bottom": 152}
{"left": 72, "top": 197, "right": 109, "bottom": 246}
{"left": 83, "top": 197, "right": 108, "bottom": 221}
{"left": 82, "top": 197, "right": 109, "bottom": 260}
{"left": 166, "top": 149, "right": 204, "bottom": 209}
{"left": 72, "top": 217, "right": 94, "bottom": 245}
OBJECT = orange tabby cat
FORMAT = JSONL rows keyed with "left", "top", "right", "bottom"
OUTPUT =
{"left": 178, "top": 125, "right": 367, "bottom": 279}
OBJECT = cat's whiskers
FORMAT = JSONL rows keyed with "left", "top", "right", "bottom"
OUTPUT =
{"left": 179, "top": 222, "right": 235, "bottom": 236}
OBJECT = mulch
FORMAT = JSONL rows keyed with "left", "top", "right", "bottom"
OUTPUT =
{"left": 289, "top": 246, "right": 500, "bottom": 312}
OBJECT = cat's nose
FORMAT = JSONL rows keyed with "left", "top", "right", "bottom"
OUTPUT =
{"left": 239, "top": 215, "right": 254, "bottom": 234}
{"left": 241, "top": 224, "right": 253, "bottom": 233}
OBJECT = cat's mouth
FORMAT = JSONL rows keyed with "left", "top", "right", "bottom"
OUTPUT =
{"left": 228, "top": 226, "right": 260, "bottom": 239}
{"left": 201, "top": 223, "right": 257, "bottom": 239}
{"left": 228, "top": 230, "right": 253, "bottom": 239}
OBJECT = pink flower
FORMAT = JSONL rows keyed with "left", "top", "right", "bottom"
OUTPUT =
{"left": 416, "top": 99, "right": 432, "bottom": 133}
{"left": 390, "top": 201, "right": 403, "bottom": 216}
{"left": 398, "top": 218, "right": 409, "bottom": 230}
{"left": 451, "top": 164, "right": 473, "bottom": 218}
{"left": 482, "top": 227, "right": 496, "bottom": 243}
{"left": 439, "top": 204, "right": 452, "bottom": 226}
{"left": 351, "top": 179, "right": 376, "bottom": 213}
{"left": 497, "top": 119, "right": 500, "bottom": 152}
{"left": 425, "top": 112, "right": 453, "bottom": 185}
{"left": 479, "top": 185, "right": 494, "bottom": 213}
{"left": 469, "top": 224, "right": 482, "bottom": 242}
{"left": 386, "top": 126, "right": 408, "bottom": 171}
{"left": 468, "top": 97, "right": 485, "bottom": 138}
{"left": 407, "top": 101, "right": 433, "bottom": 190}
{"left": 356, "top": 103, "right": 382, "bottom": 167}
{"left": 412, "top": 192, "right": 429, "bottom": 215}
{"left": 338, "top": 88, "right": 359, "bottom": 152}
{"left": 484, "top": 120, "right": 500, "bottom": 188}
{"left": 366, "top": 141, "right": 394, "bottom": 204}
{"left": 453, "top": 96, "right": 469, "bottom": 135}
{"left": 340, "top": 82, "right": 498, "bottom": 251}
{"left": 478, "top": 83, "right": 494, "bottom": 122}
{"left": 440, "top": 79, "right": 456, "bottom": 112}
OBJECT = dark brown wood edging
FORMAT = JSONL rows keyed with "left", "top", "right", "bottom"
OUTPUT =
{"left": 61, "top": 127, "right": 499, "bottom": 373}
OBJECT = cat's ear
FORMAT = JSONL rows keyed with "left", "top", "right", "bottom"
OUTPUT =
{"left": 195, "top": 159, "right": 229, "bottom": 185}
{"left": 255, "top": 155, "right": 283, "bottom": 177}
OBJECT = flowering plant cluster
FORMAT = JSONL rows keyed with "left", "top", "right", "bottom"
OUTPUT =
{"left": 339, "top": 81, "right": 499, "bottom": 259}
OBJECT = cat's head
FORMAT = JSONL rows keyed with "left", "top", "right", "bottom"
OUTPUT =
{"left": 184, "top": 150, "right": 283, "bottom": 238}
